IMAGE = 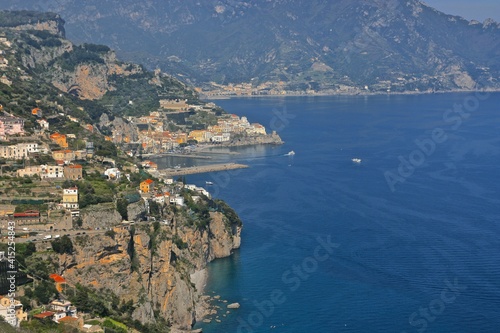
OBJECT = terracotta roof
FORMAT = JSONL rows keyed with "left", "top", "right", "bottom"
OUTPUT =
{"left": 13, "top": 211, "right": 40, "bottom": 218}
{"left": 67, "top": 164, "right": 82, "bottom": 169}
{"left": 58, "top": 316, "right": 78, "bottom": 322}
{"left": 34, "top": 311, "right": 54, "bottom": 319}
{"left": 49, "top": 274, "right": 66, "bottom": 283}
{"left": 143, "top": 179, "right": 154, "bottom": 185}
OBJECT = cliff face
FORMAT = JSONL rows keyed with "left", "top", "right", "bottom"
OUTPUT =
{"left": 80, "top": 203, "right": 122, "bottom": 229}
{"left": 59, "top": 212, "right": 241, "bottom": 329}
{"left": 13, "top": 17, "right": 65, "bottom": 37}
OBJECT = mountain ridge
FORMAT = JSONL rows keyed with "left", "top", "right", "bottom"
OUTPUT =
{"left": 1, "top": 1, "right": 499, "bottom": 94}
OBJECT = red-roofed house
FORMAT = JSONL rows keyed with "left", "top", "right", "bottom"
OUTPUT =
{"left": 13, "top": 210, "right": 41, "bottom": 225}
{"left": 140, "top": 179, "right": 155, "bottom": 193}
{"left": 33, "top": 311, "right": 55, "bottom": 320}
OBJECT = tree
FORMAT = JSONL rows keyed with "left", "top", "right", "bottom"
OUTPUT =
{"left": 33, "top": 280, "right": 57, "bottom": 304}
{"left": 116, "top": 198, "right": 129, "bottom": 220}
{"left": 51, "top": 235, "right": 74, "bottom": 254}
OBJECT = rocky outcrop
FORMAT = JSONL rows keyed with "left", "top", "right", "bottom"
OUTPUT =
{"left": 58, "top": 211, "right": 241, "bottom": 330}
{"left": 80, "top": 203, "right": 122, "bottom": 229}
{"left": 51, "top": 62, "right": 113, "bottom": 100}
{"left": 99, "top": 113, "right": 140, "bottom": 143}
{"left": 127, "top": 200, "right": 146, "bottom": 222}
{"left": 21, "top": 38, "right": 73, "bottom": 69}
{"left": 13, "top": 17, "right": 65, "bottom": 37}
{"left": 223, "top": 131, "right": 284, "bottom": 147}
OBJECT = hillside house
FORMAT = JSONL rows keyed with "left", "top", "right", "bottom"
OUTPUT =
{"left": 0, "top": 296, "right": 28, "bottom": 327}
{"left": 52, "top": 149, "right": 75, "bottom": 162}
{"left": 64, "top": 164, "right": 83, "bottom": 180}
{"left": 62, "top": 187, "right": 79, "bottom": 210}
{"left": 40, "top": 165, "right": 64, "bottom": 179}
{"left": 50, "top": 133, "right": 68, "bottom": 148}
{"left": 140, "top": 179, "right": 155, "bottom": 193}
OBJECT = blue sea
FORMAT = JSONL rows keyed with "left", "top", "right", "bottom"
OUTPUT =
{"left": 157, "top": 93, "right": 500, "bottom": 333}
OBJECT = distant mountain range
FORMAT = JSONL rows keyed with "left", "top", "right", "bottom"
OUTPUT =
{"left": 1, "top": 0, "right": 500, "bottom": 94}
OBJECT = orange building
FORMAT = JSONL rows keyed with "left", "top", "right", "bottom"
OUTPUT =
{"left": 50, "top": 133, "right": 68, "bottom": 148}
{"left": 140, "top": 179, "right": 155, "bottom": 193}
{"left": 31, "top": 107, "right": 42, "bottom": 117}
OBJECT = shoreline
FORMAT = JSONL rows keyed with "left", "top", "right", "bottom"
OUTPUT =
{"left": 143, "top": 152, "right": 213, "bottom": 159}
{"left": 202, "top": 87, "right": 500, "bottom": 99}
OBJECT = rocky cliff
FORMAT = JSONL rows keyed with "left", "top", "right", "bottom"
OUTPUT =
{"left": 1, "top": 12, "right": 199, "bottom": 124}
{"left": 57, "top": 211, "right": 241, "bottom": 330}
{"left": 224, "top": 131, "right": 284, "bottom": 147}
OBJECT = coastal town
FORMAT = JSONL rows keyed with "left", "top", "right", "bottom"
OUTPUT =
{"left": 0, "top": 98, "right": 258, "bottom": 331}
{"left": 0, "top": 14, "right": 272, "bottom": 333}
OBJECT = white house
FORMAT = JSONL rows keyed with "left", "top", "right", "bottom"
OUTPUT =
{"left": 104, "top": 167, "right": 121, "bottom": 180}
{"left": 36, "top": 119, "right": 49, "bottom": 130}
{"left": 169, "top": 194, "right": 184, "bottom": 206}
{"left": 153, "top": 193, "right": 165, "bottom": 205}
{"left": 40, "top": 165, "right": 64, "bottom": 179}
{"left": 49, "top": 299, "right": 77, "bottom": 318}
{"left": 211, "top": 132, "right": 231, "bottom": 143}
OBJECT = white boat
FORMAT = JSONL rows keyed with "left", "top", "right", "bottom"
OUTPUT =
{"left": 205, "top": 181, "right": 214, "bottom": 185}
{"left": 286, "top": 150, "right": 295, "bottom": 156}
{"left": 352, "top": 158, "right": 362, "bottom": 164}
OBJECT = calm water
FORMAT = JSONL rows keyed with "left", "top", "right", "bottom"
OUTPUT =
{"left": 161, "top": 94, "right": 500, "bottom": 332}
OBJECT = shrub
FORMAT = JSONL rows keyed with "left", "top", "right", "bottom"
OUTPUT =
{"left": 51, "top": 235, "right": 74, "bottom": 254}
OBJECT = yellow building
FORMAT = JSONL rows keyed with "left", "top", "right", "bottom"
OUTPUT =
{"left": 175, "top": 133, "right": 188, "bottom": 144}
{"left": 0, "top": 296, "right": 28, "bottom": 327}
{"left": 188, "top": 130, "right": 207, "bottom": 143}
{"left": 140, "top": 179, "right": 155, "bottom": 193}
{"left": 62, "top": 187, "right": 79, "bottom": 209}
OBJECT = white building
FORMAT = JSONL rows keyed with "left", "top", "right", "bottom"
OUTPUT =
{"left": 36, "top": 119, "right": 49, "bottom": 130}
{"left": 0, "top": 143, "right": 38, "bottom": 159}
{"left": 62, "top": 188, "right": 79, "bottom": 210}
{"left": 169, "top": 194, "right": 185, "bottom": 206}
{"left": 185, "top": 184, "right": 211, "bottom": 198}
{"left": 211, "top": 132, "right": 231, "bottom": 143}
{"left": 49, "top": 299, "right": 77, "bottom": 318}
{"left": 40, "top": 165, "right": 64, "bottom": 179}
{"left": 104, "top": 167, "right": 121, "bottom": 180}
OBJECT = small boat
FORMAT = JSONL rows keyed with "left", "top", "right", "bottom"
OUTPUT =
{"left": 205, "top": 181, "right": 214, "bottom": 185}
{"left": 286, "top": 150, "right": 295, "bottom": 156}
{"left": 352, "top": 158, "right": 362, "bottom": 164}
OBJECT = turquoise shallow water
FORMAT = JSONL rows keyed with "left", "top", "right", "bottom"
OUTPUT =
{"left": 160, "top": 93, "right": 500, "bottom": 333}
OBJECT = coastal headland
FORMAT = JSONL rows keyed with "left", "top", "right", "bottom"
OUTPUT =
{"left": 158, "top": 163, "right": 248, "bottom": 177}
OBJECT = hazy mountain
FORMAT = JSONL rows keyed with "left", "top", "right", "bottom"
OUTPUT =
{"left": 1, "top": 0, "right": 499, "bottom": 93}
